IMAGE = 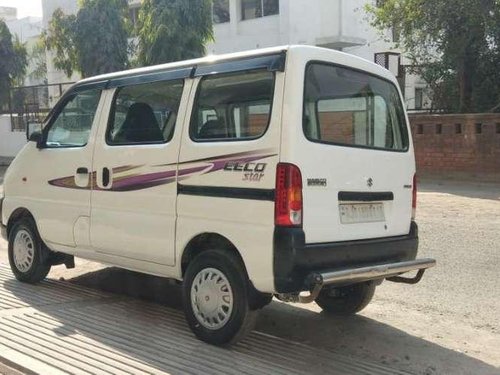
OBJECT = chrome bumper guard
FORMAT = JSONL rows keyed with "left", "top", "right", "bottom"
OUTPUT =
{"left": 297, "top": 258, "right": 436, "bottom": 303}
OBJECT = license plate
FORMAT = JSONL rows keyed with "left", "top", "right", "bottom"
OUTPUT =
{"left": 339, "top": 203, "right": 385, "bottom": 224}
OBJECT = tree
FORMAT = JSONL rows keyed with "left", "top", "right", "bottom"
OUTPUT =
{"left": 29, "top": 37, "right": 48, "bottom": 82}
{"left": 0, "top": 20, "right": 27, "bottom": 109}
{"left": 366, "top": 0, "right": 500, "bottom": 113}
{"left": 12, "top": 35, "right": 28, "bottom": 86}
{"left": 137, "top": 0, "right": 213, "bottom": 66}
{"left": 44, "top": 0, "right": 130, "bottom": 78}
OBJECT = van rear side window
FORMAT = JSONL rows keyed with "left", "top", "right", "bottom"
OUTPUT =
{"left": 190, "top": 70, "right": 274, "bottom": 141}
{"left": 303, "top": 63, "right": 409, "bottom": 151}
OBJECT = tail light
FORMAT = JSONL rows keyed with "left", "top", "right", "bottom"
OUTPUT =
{"left": 275, "top": 163, "right": 303, "bottom": 227}
{"left": 412, "top": 174, "right": 417, "bottom": 220}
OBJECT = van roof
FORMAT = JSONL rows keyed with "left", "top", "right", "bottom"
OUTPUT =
{"left": 78, "top": 45, "right": 289, "bottom": 85}
{"left": 76, "top": 45, "right": 395, "bottom": 89}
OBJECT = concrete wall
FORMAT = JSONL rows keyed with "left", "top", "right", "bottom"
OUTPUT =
{"left": 0, "top": 116, "right": 27, "bottom": 158}
{"left": 409, "top": 113, "right": 500, "bottom": 180}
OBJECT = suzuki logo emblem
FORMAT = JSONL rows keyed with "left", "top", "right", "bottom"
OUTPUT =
{"left": 367, "top": 178, "right": 374, "bottom": 187}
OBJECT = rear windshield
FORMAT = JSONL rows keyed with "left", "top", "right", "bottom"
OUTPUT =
{"left": 303, "top": 62, "right": 409, "bottom": 151}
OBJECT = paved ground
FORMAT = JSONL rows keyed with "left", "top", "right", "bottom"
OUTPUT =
{"left": 1, "top": 167, "right": 499, "bottom": 375}
{"left": 0, "top": 264, "right": 416, "bottom": 375}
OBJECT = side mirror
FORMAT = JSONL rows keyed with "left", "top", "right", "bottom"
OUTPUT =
{"left": 26, "top": 122, "right": 45, "bottom": 149}
{"left": 28, "top": 131, "right": 44, "bottom": 148}
{"left": 26, "top": 122, "right": 42, "bottom": 141}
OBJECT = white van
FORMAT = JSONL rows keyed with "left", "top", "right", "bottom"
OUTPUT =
{"left": 0, "top": 46, "right": 435, "bottom": 345}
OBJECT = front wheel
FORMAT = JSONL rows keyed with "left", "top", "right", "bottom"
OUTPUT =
{"left": 315, "top": 281, "right": 376, "bottom": 316}
{"left": 8, "top": 218, "right": 51, "bottom": 283}
{"left": 182, "top": 249, "right": 257, "bottom": 346}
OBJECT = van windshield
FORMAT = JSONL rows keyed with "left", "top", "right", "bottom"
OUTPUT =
{"left": 303, "top": 63, "right": 409, "bottom": 151}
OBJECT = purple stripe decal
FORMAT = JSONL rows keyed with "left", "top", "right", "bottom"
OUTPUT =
{"left": 178, "top": 165, "right": 212, "bottom": 176}
{"left": 111, "top": 170, "right": 177, "bottom": 190}
{"left": 48, "top": 149, "right": 277, "bottom": 191}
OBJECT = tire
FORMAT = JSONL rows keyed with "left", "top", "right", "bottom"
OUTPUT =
{"left": 315, "top": 282, "right": 376, "bottom": 316}
{"left": 182, "top": 249, "right": 257, "bottom": 346}
{"left": 8, "top": 218, "right": 51, "bottom": 283}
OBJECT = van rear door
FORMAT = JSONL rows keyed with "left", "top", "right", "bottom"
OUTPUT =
{"left": 299, "top": 62, "right": 414, "bottom": 244}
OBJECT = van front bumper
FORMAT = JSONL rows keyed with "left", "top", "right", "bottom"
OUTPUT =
{"left": 274, "top": 221, "right": 434, "bottom": 293}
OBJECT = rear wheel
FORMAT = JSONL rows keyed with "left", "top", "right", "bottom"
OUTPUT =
{"left": 8, "top": 218, "right": 51, "bottom": 283}
{"left": 182, "top": 249, "right": 257, "bottom": 346}
{"left": 315, "top": 282, "right": 376, "bottom": 316}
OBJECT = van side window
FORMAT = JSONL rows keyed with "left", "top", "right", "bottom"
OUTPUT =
{"left": 190, "top": 70, "right": 274, "bottom": 141}
{"left": 303, "top": 63, "right": 408, "bottom": 151}
{"left": 107, "top": 79, "right": 184, "bottom": 145}
{"left": 45, "top": 89, "right": 101, "bottom": 148}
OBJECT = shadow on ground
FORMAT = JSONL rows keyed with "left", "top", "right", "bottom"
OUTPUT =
{"left": 0, "top": 272, "right": 412, "bottom": 375}
{"left": 419, "top": 179, "right": 500, "bottom": 201}
{"left": 64, "top": 267, "right": 498, "bottom": 375}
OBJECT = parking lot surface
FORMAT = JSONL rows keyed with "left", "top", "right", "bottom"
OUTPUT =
{"left": 1, "top": 167, "right": 499, "bottom": 375}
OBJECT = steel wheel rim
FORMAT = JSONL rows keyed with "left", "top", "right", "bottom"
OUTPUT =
{"left": 191, "top": 267, "right": 234, "bottom": 330}
{"left": 13, "top": 229, "right": 35, "bottom": 273}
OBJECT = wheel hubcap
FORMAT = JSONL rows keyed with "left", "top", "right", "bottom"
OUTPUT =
{"left": 191, "top": 268, "right": 233, "bottom": 330}
{"left": 13, "top": 229, "right": 35, "bottom": 273}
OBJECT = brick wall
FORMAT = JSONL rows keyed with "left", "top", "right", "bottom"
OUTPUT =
{"left": 409, "top": 113, "right": 500, "bottom": 180}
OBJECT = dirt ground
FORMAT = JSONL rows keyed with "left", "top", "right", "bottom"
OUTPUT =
{"left": 1, "top": 170, "right": 499, "bottom": 375}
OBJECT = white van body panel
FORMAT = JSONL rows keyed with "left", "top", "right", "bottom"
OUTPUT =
{"left": 1, "top": 45, "right": 419, "bottom": 295}
{"left": 174, "top": 72, "right": 285, "bottom": 292}
{"left": 1, "top": 94, "right": 106, "bottom": 248}
{"left": 282, "top": 46, "right": 415, "bottom": 244}
{"left": 89, "top": 81, "right": 192, "bottom": 266}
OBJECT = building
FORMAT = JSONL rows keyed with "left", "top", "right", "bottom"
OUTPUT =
{"left": 37, "top": 0, "right": 429, "bottom": 110}
{"left": 41, "top": 0, "right": 141, "bottom": 104}
{"left": 0, "top": 6, "right": 17, "bottom": 21}
{"left": 42, "top": 0, "right": 81, "bottom": 99}
{"left": 5, "top": 16, "right": 44, "bottom": 86}
{"left": 208, "top": 0, "right": 429, "bottom": 111}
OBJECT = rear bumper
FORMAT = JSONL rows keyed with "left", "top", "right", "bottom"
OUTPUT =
{"left": 274, "top": 221, "right": 422, "bottom": 293}
{"left": 309, "top": 258, "right": 435, "bottom": 287}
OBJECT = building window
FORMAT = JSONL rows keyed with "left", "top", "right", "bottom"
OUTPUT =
{"left": 415, "top": 88, "right": 423, "bottom": 110}
{"left": 129, "top": 6, "right": 140, "bottom": 35}
{"left": 213, "top": 0, "right": 230, "bottom": 24}
{"left": 241, "top": 0, "right": 279, "bottom": 20}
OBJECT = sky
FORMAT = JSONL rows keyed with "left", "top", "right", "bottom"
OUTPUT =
{"left": 0, "top": 0, "right": 43, "bottom": 18}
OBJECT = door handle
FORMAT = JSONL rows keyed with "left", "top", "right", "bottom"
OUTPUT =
{"left": 102, "top": 167, "right": 111, "bottom": 188}
{"left": 76, "top": 167, "right": 88, "bottom": 174}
